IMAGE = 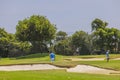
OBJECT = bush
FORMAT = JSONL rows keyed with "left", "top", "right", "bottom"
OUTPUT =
{"left": 8, "top": 42, "right": 31, "bottom": 57}
{"left": 54, "top": 40, "right": 74, "bottom": 55}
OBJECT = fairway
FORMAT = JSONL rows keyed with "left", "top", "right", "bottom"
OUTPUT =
{"left": 1, "top": 0, "right": 120, "bottom": 80}
{"left": 0, "top": 53, "right": 120, "bottom": 80}
{"left": 0, "top": 70, "right": 120, "bottom": 80}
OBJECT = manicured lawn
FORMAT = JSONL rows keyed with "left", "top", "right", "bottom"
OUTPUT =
{"left": 0, "top": 53, "right": 120, "bottom": 80}
{"left": 77, "top": 60, "right": 120, "bottom": 70}
{"left": 0, "top": 70, "right": 120, "bottom": 80}
{"left": 0, "top": 53, "right": 120, "bottom": 70}
{"left": 0, "top": 53, "right": 50, "bottom": 65}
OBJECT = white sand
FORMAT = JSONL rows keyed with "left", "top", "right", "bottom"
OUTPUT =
{"left": 0, "top": 64, "right": 64, "bottom": 71}
{"left": 66, "top": 58, "right": 120, "bottom": 61}
{"left": 0, "top": 64, "right": 120, "bottom": 75}
{"left": 71, "top": 58, "right": 104, "bottom": 61}
{"left": 67, "top": 65, "right": 120, "bottom": 75}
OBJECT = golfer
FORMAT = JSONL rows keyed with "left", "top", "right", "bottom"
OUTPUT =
{"left": 49, "top": 52, "right": 55, "bottom": 62}
{"left": 106, "top": 50, "right": 110, "bottom": 62}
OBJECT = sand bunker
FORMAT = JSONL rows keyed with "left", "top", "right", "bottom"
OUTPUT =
{"left": 71, "top": 58, "right": 104, "bottom": 61}
{"left": 0, "top": 64, "right": 120, "bottom": 75}
{"left": 67, "top": 65, "right": 120, "bottom": 75}
{"left": 65, "top": 58, "right": 120, "bottom": 61}
{"left": 0, "top": 64, "right": 64, "bottom": 71}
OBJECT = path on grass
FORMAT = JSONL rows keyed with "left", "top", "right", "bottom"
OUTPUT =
{"left": 0, "top": 64, "right": 120, "bottom": 75}
{"left": 66, "top": 58, "right": 120, "bottom": 61}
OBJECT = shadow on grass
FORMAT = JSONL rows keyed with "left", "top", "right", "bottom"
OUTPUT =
{"left": 15, "top": 53, "right": 49, "bottom": 59}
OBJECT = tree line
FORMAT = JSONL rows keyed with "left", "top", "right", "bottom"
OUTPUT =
{"left": 0, "top": 15, "right": 120, "bottom": 57}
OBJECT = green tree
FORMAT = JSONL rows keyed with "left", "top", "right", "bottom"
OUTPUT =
{"left": 56, "top": 31, "right": 68, "bottom": 41}
{"left": 0, "top": 28, "right": 16, "bottom": 57}
{"left": 8, "top": 41, "right": 31, "bottom": 57}
{"left": 117, "top": 30, "right": 120, "bottom": 53}
{"left": 105, "top": 28, "right": 120, "bottom": 52}
{"left": 71, "top": 31, "right": 90, "bottom": 55}
{"left": 54, "top": 37, "right": 73, "bottom": 55}
{"left": 91, "top": 18, "right": 108, "bottom": 54}
{"left": 91, "top": 18, "right": 108, "bottom": 31}
{"left": 16, "top": 15, "right": 57, "bottom": 53}
{"left": 93, "top": 27, "right": 120, "bottom": 53}
{"left": 49, "top": 31, "right": 68, "bottom": 52}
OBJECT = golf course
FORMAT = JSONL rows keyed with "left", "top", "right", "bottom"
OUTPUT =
{"left": 1, "top": 0, "right": 120, "bottom": 80}
{"left": 0, "top": 53, "right": 120, "bottom": 80}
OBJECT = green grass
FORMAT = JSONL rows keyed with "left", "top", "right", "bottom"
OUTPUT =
{"left": 77, "top": 60, "right": 120, "bottom": 70}
{"left": 0, "top": 70, "right": 120, "bottom": 80}
{"left": 0, "top": 53, "right": 120, "bottom": 70}
{"left": 0, "top": 53, "right": 50, "bottom": 65}
{"left": 0, "top": 53, "right": 120, "bottom": 80}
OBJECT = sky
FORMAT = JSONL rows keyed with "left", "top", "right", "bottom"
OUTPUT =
{"left": 0, "top": 0, "right": 120, "bottom": 34}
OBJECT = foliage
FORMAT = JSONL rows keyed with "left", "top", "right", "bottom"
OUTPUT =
{"left": 1, "top": 16, "right": 120, "bottom": 57}
{"left": 93, "top": 27, "right": 120, "bottom": 52}
{"left": 54, "top": 38, "right": 74, "bottom": 55}
{"left": 8, "top": 41, "right": 32, "bottom": 57}
{"left": 91, "top": 18, "right": 120, "bottom": 53}
{"left": 56, "top": 31, "right": 68, "bottom": 41}
{"left": 0, "top": 28, "right": 32, "bottom": 57}
{"left": 71, "top": 31, "right": 91, "bottom": 55}
{"left": 91, "top": 18, "right": 108, "bottom": 31}
{"left": 53, "top": 31, "right": 74, "bottom": 55}
{"left": 15, "top": 15, "right": 57, "bottom": 53}
{"left": 0, "top": 28, "right": 15, "bottom": 57}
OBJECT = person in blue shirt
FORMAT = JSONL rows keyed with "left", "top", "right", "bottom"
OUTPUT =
{"left": 106, "top": 50, "right": 110, "bottom": 62}
{"left": 49, "top": 52, "right": 55, "bottom": 62}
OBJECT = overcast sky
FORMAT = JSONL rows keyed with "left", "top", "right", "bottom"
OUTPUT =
{"left": 0, "top": 0, "right": 120, "bottom": 34}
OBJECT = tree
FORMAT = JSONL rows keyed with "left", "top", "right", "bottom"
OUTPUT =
{"left": 16, "top": 15, "right": 57, "bottom": 53}
{"left": 71, "top": 30, "right": 90, "bottom": 55}
{"left": 54, "top": 38, "right": 73, "bottom": 55}
{"left": 91, "top": 18, "right": 108, "bottom": 54}
{"left": 0, "top": 28, "right": 13, "bottom": 57}
{"left": 92, "top": 27, "right": 120, "bottom": 53}
{"left": 117, "top": 30, "right": 120, "bottom": 53}
{"left": 0, "top": 28, "right": 31, "bottom": 57}
{"left": 49, "top": 31, "right": 68, "bottom": 52}
{"left": 91, "top": 18, "right": 108, "bottom": 31}
{"left": 8, "top": 41, "right": 31, "bottom": 57}
{"left": 56, "top": 31, "right": 68, "bottom": 41}
{"left": 105, "top": 28, "right": 120, "bottom": 52}
{"left": 0, "top": 28, "right": 23, "bottom": 57}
